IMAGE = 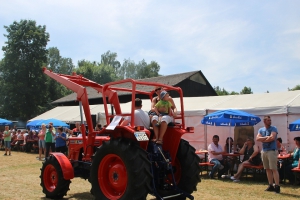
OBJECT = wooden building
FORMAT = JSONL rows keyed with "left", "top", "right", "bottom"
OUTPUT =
{"left": 52, "top": 70, "right": 217, "bottom": 106}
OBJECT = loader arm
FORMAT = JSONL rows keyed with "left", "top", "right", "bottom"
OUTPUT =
{"left": 42, "top": 67, "right": 121, "bottom": 160}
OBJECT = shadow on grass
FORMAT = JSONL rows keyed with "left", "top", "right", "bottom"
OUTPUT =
{"left": 201, "top": 173, "right": 300, "bottom": 199}
{"left": 40, "top": 192, "right": 93, "bottom": 200}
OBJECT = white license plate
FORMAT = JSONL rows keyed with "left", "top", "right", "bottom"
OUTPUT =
{"left": 134, "top": 132, "right": 149, "bottom": 141}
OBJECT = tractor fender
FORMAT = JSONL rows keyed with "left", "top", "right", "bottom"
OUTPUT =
{"left": 50, "top": 152, "right": 74, "bottom": 180}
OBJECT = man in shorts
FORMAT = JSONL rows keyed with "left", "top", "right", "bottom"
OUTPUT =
{"left": 256, "top": 116, "right": 280, "bottom": 193}
{"left": 3, "top": 126, "right": 11, "bottom": 156}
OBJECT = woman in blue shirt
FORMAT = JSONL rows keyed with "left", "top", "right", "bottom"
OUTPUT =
{"left": 55, "top": 127, "right": 67, "bottom": 155}
{"left": 283, "top": 137, "right": 300, "bottom": 184}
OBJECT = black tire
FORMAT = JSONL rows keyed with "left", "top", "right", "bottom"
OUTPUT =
{"left": 90, "top": 138, "right": 152, "bottom": 200}
{"left": 40, "top": 155, "right": 71, "bottom": 199}
{"left": 176, "top": 139, "right": 201, "bottom": 192}
{"left": 159, "top": 139, "right": 201, "bottom": 199}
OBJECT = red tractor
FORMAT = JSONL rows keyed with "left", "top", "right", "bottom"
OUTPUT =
{"left": 40, "top": 68, "right": 201, "bottom": 200}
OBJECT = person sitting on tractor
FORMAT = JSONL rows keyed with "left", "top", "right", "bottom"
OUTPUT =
{"left": 154, "top": 91, "right": 172, "bottom": 126}
{"left": 72, "top": 122, "right": 81, "bottom": 137}
{"left": 151, "top": 89, "right": 177, "bottom": 145}
{"left": 121, "top": 98, "right": 150, "bottom": 129}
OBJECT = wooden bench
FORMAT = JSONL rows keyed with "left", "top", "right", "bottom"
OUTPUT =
{"left": 291, "top": 167, "right": 300, "bottom": 184}
{"left": 244, "top": 164, "right": 265, "bottom": 181}
{"left": 32, "top": 144, "right": 39, "bottom": 153}
{"left": 199, "top": 162, "right": 215, "bottom": 176}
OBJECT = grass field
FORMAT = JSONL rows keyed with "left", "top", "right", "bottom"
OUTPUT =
{"left": 1, "top": 151, "right": 300, "bottom": 200}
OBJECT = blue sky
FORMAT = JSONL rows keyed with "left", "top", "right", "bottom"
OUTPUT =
{"left": 0, "top": 0, "right": 299, "bottom": 93}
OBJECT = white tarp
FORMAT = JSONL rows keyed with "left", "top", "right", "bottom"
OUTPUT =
{"left": 29, "top": 90, "right": 300, "bottom": 151}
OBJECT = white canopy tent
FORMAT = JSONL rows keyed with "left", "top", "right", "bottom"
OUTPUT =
{"left": 28, "top": 105, "right": 108, "bottom": 128}
{"left": 29, "top": 90, "right": 300, "bottom": 151}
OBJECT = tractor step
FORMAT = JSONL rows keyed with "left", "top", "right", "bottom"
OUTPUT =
{"left": 161, "top": 193, "right": 183, "bottom": 199}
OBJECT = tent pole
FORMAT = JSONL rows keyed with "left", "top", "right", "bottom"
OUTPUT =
{"left": 79, "top": 102, "right": 84, "bottom": 125}
{"left": 204, "top": 109, "right": 208, "bottom": 149}
{"left": 286, "top": 113, "right": 289, "bottom": 151}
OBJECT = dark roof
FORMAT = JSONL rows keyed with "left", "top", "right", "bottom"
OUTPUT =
{"left": 52, "top": 70, "right": 216, "bottom": 105}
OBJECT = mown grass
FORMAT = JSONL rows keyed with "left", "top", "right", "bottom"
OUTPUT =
{"left": 0, "top": 151, "right": 299, "bottom": 200}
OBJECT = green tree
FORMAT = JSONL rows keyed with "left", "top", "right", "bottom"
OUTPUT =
{"left": 46, "top": 47, "right": 74, "bottom": 102}
{"left": 118, "top": 58, "right": 160, "bottom": 80}
{"left": 100, "top": 51, "right": 121, "bottom": 74}
{"left": 120, "top": 58, "right": 137, "bottom": 79}
{"left": 76, "top": 59, "right": 117, "bottom": 84}
{"left": 230, "top": 91, "right": 239, "bottom": 95}
{"left": 288, "top": 85, "right": 300, "bottom": 91}
{"left": 94, "top": 64, "right": 118, "bottom": 84}
{"left": 240, "top": 86, "right": 253, "bottom": 94}
{"left": 138, "top": 60, "right": 160, "bottom": 79}
{"left": 76, "top": 59, "right": 97, "bottom": 80}
{"left": 214, "top": 86, "right": 229, "bottom": 96}
{"left": 0, "top": 20, "right": 50, "bottom": 120}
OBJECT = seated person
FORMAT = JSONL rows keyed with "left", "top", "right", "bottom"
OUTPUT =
{"left": 150, "top": 88, "right": 177, "bottom": 145}
{"left": 95, "top": 123, "right": 102, "bottom": 131}
{"left": 120, "top": 98, "right": 150, "bottom": 129}
{"left": 280, "top": 137, "right": 300, "bottom": 184}
{"left": 149, "top": 86, "right": 177, "bottom": 118}
{"left": 0, "top": 130, "right": 3, "bottom": 149}
{"left": 72, "top": 122, "right": 81, "bottom": 137}
{"left": 208, "top": 135, "right": 230, "bottom": 179}
{"left": 277, "top": 137, "right": 287, "bottom": 174}
{"left": 223, "top": 137, "right": 238, "bottom": 176}
{"left": 16, "top": 130, "right": 24, "bottom": 141}
{"left": 153, "top": 91, "right": 172, "bottom": 126}
{"left": 224, "top": 137, "right": 261, "bottom": 182}
{"left": 25, "top": 131, "right": 35, "bottom": 152}
{"left": 10, "top": 131, "right": 17, "bottom": 145}
{"left": 277, "top": 137, "right": 287, "bottom": 154}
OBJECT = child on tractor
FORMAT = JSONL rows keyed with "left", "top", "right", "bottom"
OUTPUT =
{"left": 154, "top": 90, "right": 172, "bottom": 127}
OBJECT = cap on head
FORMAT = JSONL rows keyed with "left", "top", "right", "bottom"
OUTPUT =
{"left": 160, "top": 90, "right": 168, "bottom": 99}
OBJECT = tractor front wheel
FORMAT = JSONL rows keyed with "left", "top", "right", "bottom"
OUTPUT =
{"left": 40, "top": 155, "right": 71, "bottom": 199}
{"left": 90, "top": 138, "right": 152, "bottom": 200}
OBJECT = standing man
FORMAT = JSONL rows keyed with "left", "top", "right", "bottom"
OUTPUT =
{"left": 256, "top": 116, "right": 280, "bottom": 193}
{"left": 3, "top": 126, "right": 11, "bottom": 156}
{"left": 208, "top": 135, "right": 229, "bottom": 179}
{"left": 121, "top": 98, "right": 150, "bottom": 129}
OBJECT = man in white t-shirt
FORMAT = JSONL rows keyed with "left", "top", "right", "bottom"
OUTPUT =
{"left": 121, "top": 98, "right": 150, "bottom": 129}
{"left": 208, "top": 135, "right": 230, "bottom": 179}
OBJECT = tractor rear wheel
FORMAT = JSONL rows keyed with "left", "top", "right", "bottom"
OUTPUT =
{"left": 173, "top": 139, "right": 201, "bottom": 199}
{"left": 159, "top": 139, "right": 201, "bottom": 199}
{"left": 90, "top": 138, "right": 152, "bottom": 200}
{"left": 40, "top": 155, "right": 71, "bottom": 199}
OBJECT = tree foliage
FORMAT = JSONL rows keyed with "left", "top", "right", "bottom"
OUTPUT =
{"left": 76, "top": 51, "right": 160, "bottom": 82}
{"left": 240, "top": 86, "right": 253, "bottom": 94}
{"left": 117, "top": 58, "right": 160, "bottom": 80}
{"left": 214, "top": 86, "right": 252, "bottom": 95}
{"left": 288, "top": 85, "right": 300, "bottom": 91}
{"left": 46, "top": 47, "right": 74, "bottom": 103}
{"left": 0, "top": 20, "right": 49, "bottom": 120}
{"left": 213, "top": 86, "right": 239, "bottom": 96}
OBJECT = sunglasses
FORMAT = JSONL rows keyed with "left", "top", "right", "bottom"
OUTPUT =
{"left": 155, "top": 88, "right": 162, "bottom": 92}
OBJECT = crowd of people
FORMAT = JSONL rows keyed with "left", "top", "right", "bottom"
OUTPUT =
{"left": 205, "top": 115, "right": 300, "bottom": 194}
{"left": 0, "top": 122, "right": 85, "bottom": 160}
